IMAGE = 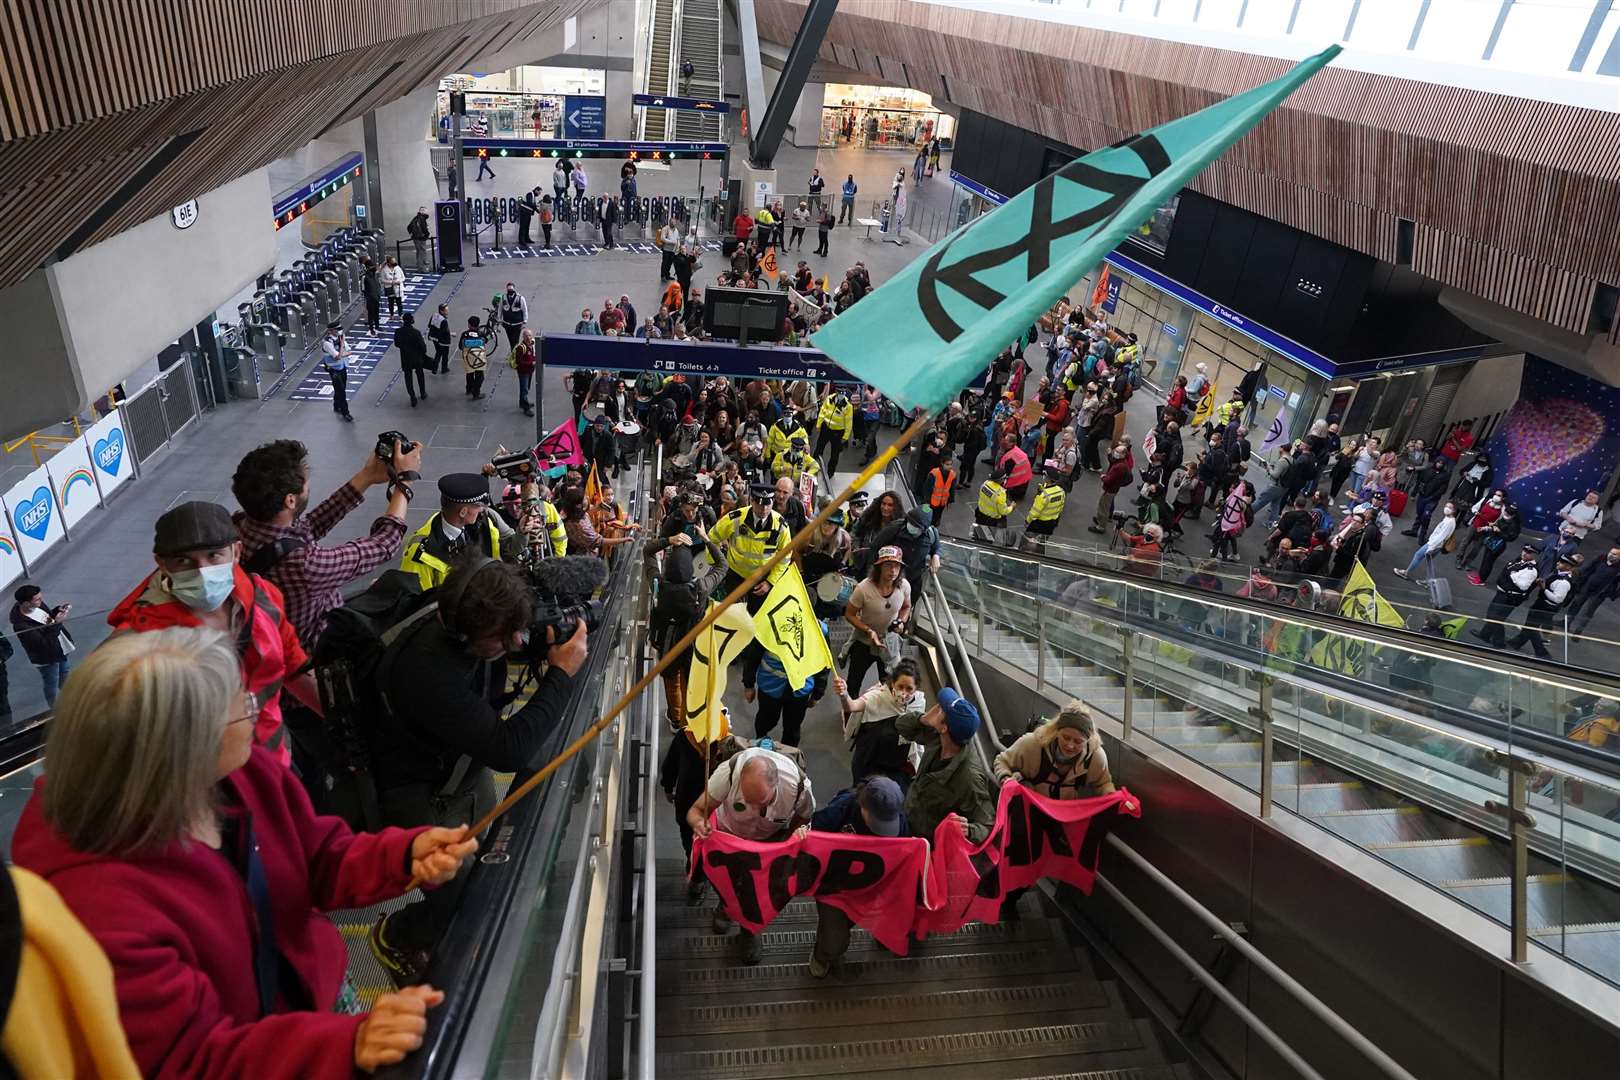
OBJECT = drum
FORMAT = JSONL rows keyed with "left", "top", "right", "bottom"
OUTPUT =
{"left": 815, "top": 572, "right": 857, "bottom": 608}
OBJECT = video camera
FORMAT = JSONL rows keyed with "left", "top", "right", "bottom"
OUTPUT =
{"left": 517, "top": 554, "right": 608, "bottom": 660}
{"left": 492, "top": 446, "right": 542, "bottom": 483}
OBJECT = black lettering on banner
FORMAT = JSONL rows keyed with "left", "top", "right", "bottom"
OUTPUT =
{"left": 916, "top": 135, "right": 1172, "bottom": 343}
{"left": 1076, "top": 802, "right": 1114, "bottom": 872}
{"left": 766, "top": 850, "right": 822, "bottom": 910}
{"left": 817, "top": 849, "right": 886, "bottom": 896}
{"left": 1025, "top": 799, "right": 1075, "bottom": 862}
{"left": 706, "top": 849, "right": 764, "bottom": 923}
{"left": 968, "top": 846, "right": 1001, "bottom": 899}
{"left": 1004, "top": 792, "right": 1033, "bottom": 866}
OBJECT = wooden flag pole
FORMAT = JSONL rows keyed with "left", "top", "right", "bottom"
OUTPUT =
{"left": 408, "top": 413, "right": 933, "bottom": 886}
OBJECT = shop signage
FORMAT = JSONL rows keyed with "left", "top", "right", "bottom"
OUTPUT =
{"left": 632, "top": 93, "right": 730, "bottom": 113}
{"left": 563, "top": 95, "right": 606, "bottom": 138}
{"left": 171, "top": 200, "right": 199, "bottom": 229}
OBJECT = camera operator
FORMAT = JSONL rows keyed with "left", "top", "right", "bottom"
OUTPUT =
{"left": 400, "top": 473, "right": 519, "bottom": 591}
{"left": 367, "top": 556, "right": 589, "bottom": 985}
{"left": 646, "top": 490, "right": 715, "bottom": 558}
{"left": 233, "top": 436, "right": 421, "bottom": 646}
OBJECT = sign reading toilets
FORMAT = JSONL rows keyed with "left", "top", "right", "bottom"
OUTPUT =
{"left": 45, "top": 438, "right": 102, "bottom": 529}
{"left": 83, "top": 411, "right": 133, "bottom": 499}
{"left": 3, "top": 465, "right": 66, "bottom": 565}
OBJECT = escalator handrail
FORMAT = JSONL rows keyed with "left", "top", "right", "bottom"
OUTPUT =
{"left": 945, "top": 540, "right": 1620, "bottom": 787}
{"left": 385, "top": 548, "right": 645, "bottom": 1077}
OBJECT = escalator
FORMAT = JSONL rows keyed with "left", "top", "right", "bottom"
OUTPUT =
{"left": 932, "top": 534, "right": 1620, "bottom": 989}
{"left": 652, "top": 864, "right": 1188, "bottom": 1080}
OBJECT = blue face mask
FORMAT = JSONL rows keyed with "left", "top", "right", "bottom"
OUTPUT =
{"left": 168, "top": 563, "right": 235, "bottom": 612}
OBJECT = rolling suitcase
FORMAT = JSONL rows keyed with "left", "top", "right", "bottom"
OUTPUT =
{"left": 1425, "top": 569, "right": 1452, "bottom": 610}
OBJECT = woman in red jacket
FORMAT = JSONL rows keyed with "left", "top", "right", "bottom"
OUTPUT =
{"left": 12, "top": 627, "right": 478, "bottom": 1078}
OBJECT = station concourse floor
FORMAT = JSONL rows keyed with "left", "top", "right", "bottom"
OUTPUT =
{"left": 7, "top": 143, "right": 948, "bottom": 621}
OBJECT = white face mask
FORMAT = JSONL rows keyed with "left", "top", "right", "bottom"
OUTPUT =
{"left": 168, "top": 563, "right": 235, "bottom": 612}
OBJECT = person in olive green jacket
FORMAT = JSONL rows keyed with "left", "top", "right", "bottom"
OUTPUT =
{"left": 895, "top": 688, "right": 997, "bottom": 844}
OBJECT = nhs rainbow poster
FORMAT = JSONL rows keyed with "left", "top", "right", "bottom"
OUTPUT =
{"left": 46, "top": 437, "right": 103, "bottom": 529}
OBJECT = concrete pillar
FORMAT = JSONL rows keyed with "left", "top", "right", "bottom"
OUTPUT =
{"left": 740, "top": 162, "right": 778, "bottom": 209}
{"left": 793, "top": 81, "right": 824, "bottom": 149}
{"left": 367, "top": 86, "right": 440, "bottom": 241}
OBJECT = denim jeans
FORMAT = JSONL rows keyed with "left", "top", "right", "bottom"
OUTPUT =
{"left": 37, "top": 659, "right": 69, "bottom": 707}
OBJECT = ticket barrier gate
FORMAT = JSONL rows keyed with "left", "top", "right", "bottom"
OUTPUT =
{"left": 237, "top": 297, "right": 287, "bottom": 372}
{"left": 274, "top": 269, "right": 323, "bottom": 346}
{"left": 217, "top": 323, "right": 262, "bottom": 401}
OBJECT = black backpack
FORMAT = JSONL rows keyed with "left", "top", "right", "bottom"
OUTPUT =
{"left": 304, "top": 570, "right": 439, "bottom": 829}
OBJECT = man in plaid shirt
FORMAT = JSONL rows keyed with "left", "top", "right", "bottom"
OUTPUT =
{"left": 232, "top": 438, "right": 421, "bottom": 647}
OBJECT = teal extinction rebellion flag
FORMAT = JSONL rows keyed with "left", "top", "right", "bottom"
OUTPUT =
{"left": 813, "top": 45, "right": 1342, "bottom": 413}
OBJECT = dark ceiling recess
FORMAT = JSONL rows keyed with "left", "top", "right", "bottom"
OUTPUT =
{"left": 52, "top": 129, "right": 204, "bottom": 262}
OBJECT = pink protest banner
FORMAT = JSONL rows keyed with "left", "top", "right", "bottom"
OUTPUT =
{"left": 917, "top": 784, "right": 1142, "bottom": 937}
{"left": 692, "top": 785, "right": 1141, "bottom": 951}
{"left": 691, "top": 829, "right": 928, "bottom": 953}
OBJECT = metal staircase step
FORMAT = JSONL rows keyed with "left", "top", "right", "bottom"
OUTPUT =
{"left": 1302, "top": 806, "right": 1483, "bottom": 848}
{"left": 655, "top": 973, "right": 1124, "bottom": 1035}
{"left": 654, "top": 1019, "right": 1163, "bottom": 1080}
{"left": 659, "top": 911, "right": 1063, "bottom": 962}
{"left": 656, "top": 943, "right": 1089, "bottom": 997}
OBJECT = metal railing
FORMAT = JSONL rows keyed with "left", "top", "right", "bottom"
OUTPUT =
{"left": 884, "top": 465, "right": 1561, "bottom": 1079}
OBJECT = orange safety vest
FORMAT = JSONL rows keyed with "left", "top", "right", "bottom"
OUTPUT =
{"left": 928, "top": 466, "right": 956, "bottom": 510}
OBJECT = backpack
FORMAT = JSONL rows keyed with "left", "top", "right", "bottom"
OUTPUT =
{"left": 304, "top": 570, "right": 439, "bottom": 829}
{"left": 241, "top": 535, "right": 307, "bottom": 576}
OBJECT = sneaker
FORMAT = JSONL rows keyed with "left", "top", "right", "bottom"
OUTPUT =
{"left": 368, "top": 913, "right": 430, "bottom": 989}
{"left": 808, "top": 954, "right": 830, "bottom": 979}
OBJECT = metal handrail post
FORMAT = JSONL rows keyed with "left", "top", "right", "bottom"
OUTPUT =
{"left": 1120, "top": 628, "right": 1134, "bottom": 741}
{"left": 1255, "top": 675, "right": 1274, "bottom": 819}
{"left": 1035, "top": 604, "right": 1046, "bottom": 691}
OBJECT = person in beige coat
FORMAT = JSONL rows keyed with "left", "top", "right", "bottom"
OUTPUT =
{"left": 993, "top": 701, "right": 1115, "bottom": 800}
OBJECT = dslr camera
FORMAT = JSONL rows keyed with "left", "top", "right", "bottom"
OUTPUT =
{"left": 375, "top": 431, "right": 420, "bottom": 480}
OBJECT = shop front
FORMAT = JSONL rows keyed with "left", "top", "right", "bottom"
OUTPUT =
{"left": 436, "top": 69, "right": 606, "bottom": 141}
{"left": 1089, "top": 251, "right": 1334, "bottom": 449}
{"left": 819, "top": 84, "right": 953, "bottom": 150}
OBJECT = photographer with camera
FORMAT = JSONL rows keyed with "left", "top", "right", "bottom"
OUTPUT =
{"left": 400, "top": 473, "right": 519, "bottom": 591}
{"left": 367, "top": 556, "right": 593, "bottom": 985}
{"left": 233, "top": 435, "right": 421, "bottom": 647}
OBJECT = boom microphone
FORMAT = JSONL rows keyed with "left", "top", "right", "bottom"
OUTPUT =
{"left": 529, "top": 555, "right": 609, "bottom": 598}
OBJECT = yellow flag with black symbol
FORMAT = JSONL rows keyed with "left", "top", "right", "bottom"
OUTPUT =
{"left": 1309, "top": 560, "right": 1403, "bottom": 673}
{"left": 753, "top": 563, "right": 834, "bottom": 686}
{"left": 1191, "top": 383, "right": 1218, "bottom": 427}
{"left": 686, "top": 602, "right": 755, "bottom": 744}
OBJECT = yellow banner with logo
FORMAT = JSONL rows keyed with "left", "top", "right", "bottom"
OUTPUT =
{"left": 752, "top": 562, "right": 834, "bottom": 686}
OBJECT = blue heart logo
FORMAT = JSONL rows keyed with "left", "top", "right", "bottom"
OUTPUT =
{"left": 93, "top": 429, "right": 124, "bottom": 477}
{"left": 14, "top": 486, "right": 53, "bottom": 541}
